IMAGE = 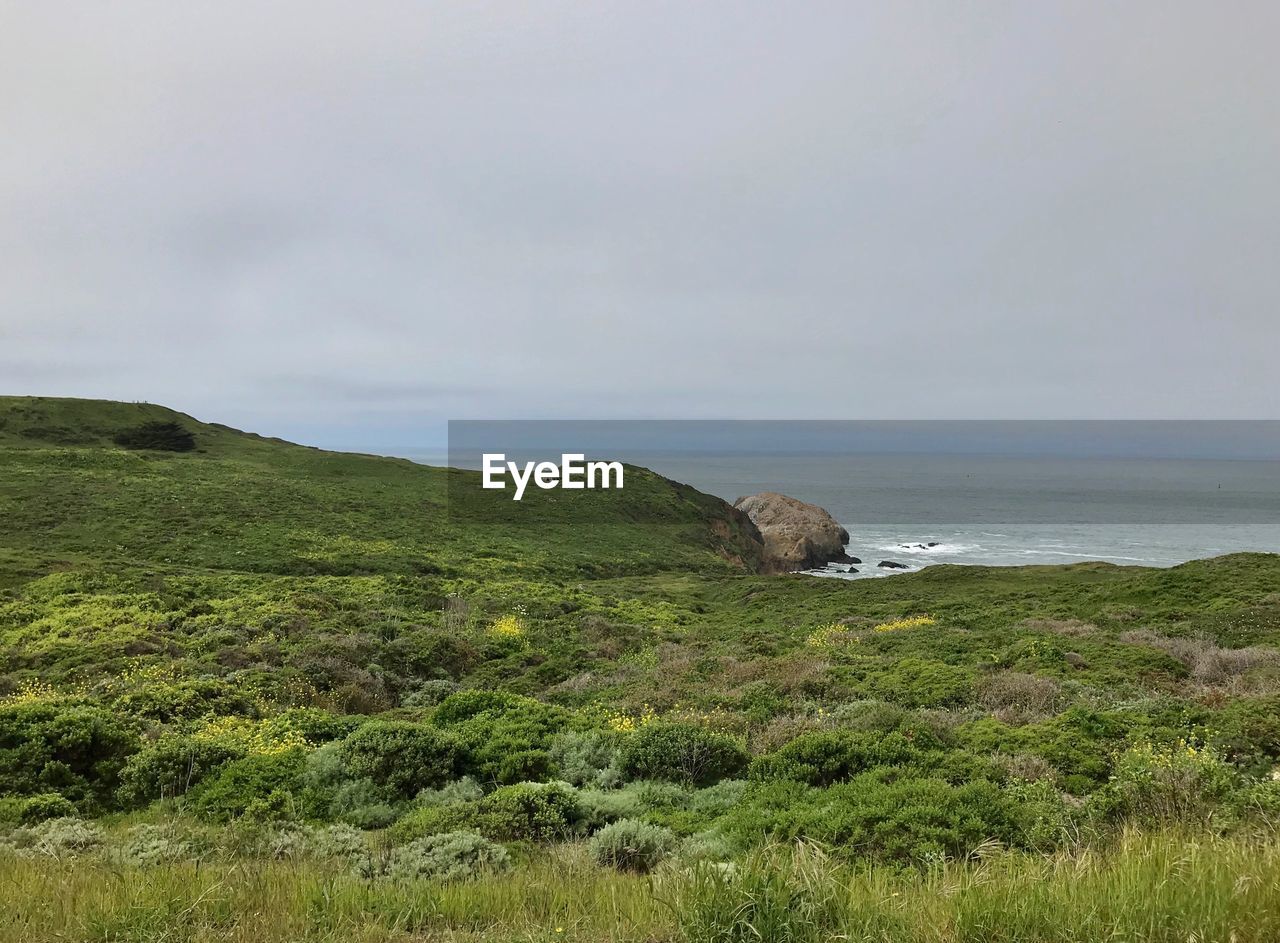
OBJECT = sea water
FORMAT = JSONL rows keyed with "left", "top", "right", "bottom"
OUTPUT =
{"left": 397, "top": 443, "right": 1279, "bottom": 579}
{"left": 619, "top": 452, "right": 1280, "bottom": 578}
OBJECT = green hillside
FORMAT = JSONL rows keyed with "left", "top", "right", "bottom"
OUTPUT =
{"left": 0, "top": 396, "right": 767, "bottom": 586}
{"left": 2, "top": 397, "right": 1280, "bottom": 942}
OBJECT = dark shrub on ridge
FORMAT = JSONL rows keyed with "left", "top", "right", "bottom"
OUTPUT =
{"left": 112, "top": 421, "right": 196, "bottom": 452}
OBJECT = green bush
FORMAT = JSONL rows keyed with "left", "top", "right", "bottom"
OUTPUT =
{"left": 437, "top": 694, "right": 572, "bottom": 785}
{"left": 959, "top": 708, "right": 1134, "bottom": 794}
{"left": 109, "top": 676, "right": 258, "bottom": 723}
{"left": 339, "top": 722, "right": 459, "bottom": 799}
{"left": 383, "top": 830, "right": 511, "bottom": 882}
{"left": 578, "top": 780, "right": 693, "bottom": 831}
{"left": 1092, "top": 741, "right": 1237, "bottom": 827}
{"left": 722, "top": 775, "right": 1015, "bottom": 864}
{"left": 1004, "top": 779, "right": 1080, "bottom": 851}
{"left": 401, "top": 679, "right": 460, "bottom": 708}
{"left": 478, "top": 781, "right": 582, "bottom": 841}
{"left": 116, "top": 737, "right": 243, "bottom": 807}
{"left": 306, "top": 823, "right": 368, "bottom": 861}
{"left": 619, "top": 723, "right": 749, "bottom": 787}
{"left": 328, "top": 778, "right": 400, "bottom": 829}
{"left": 416, "top": 777, "right": 484, "bottom": 806}
{"left": 1211, "top": 695, "right": 1280, "bottom": 776}
{"left": 431, "top": 690, "right": 524, "bottom": 725}
{"left": 0, "top": 792, "right": 77, "bottom": 824}
{"left": 749, "top": 731, "right": 931, "bottom": 786}
{"left": 389, "top": 801, "right": 479, "bottom": 843}
{"left": 187, "top": 749, "right": 307, "bottom": 821}
{"left": 590, "top": 818, "right": 678, "bottom": 872}
{"left": 0, "top": 702, "right": 139, "bottom": 809}
{"left": 862, "top": 658, "right": 974, "bottom": 708}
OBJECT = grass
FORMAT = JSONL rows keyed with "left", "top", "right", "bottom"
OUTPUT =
{"left": 1, "top": 833, "right": 1278, "bottom": 942}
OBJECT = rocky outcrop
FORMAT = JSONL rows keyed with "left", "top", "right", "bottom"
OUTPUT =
{"left": 732, "top": 492, "right": 851, "bottom": 572}
{"left": 877, "top": 560, "right": 909, "bottom": 570}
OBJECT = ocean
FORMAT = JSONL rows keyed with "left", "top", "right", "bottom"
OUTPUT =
{"left": 401, "top": 445, "right": 1280, "bottom": 579}
{"left": 629, "top": 452, "right": 1280, "bottom": 578}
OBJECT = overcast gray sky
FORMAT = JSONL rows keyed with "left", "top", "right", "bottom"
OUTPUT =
{"left": 2, "top": 2, "right": 1278, "bottom": 448}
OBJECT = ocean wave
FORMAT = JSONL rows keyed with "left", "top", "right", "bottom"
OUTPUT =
{"left": 873, "top": 542, "right": 982, "bottom": 555}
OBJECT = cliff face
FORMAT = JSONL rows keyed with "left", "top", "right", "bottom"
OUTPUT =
{"left": 733, "top": 491, "right": 852, "bottom": 572}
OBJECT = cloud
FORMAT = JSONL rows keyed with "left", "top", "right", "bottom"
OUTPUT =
{"left": 2, "top": 1, "right": 1278, "bottom": 448}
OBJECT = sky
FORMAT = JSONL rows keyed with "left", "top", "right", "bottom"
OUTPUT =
{"left": 3, "top": 2, "right": 1278, "bottom": 450}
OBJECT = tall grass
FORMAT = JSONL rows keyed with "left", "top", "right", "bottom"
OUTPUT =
{"left": 1, "top": 832, "right": 1278, "bottom": 942}
{"left": 671, "top": 831, "right": 1280, "bottom": 943}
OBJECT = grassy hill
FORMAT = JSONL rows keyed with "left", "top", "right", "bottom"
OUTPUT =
{"left": 0, "top": 396, "right": 768, "bottom": 586}
{"left": 2, "top": 397, "right": 1280, "bottom": 942}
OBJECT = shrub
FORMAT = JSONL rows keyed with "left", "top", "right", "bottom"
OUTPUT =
{"left": 977, "top": 671, "right": 1064, "bottom": 723}
{"left": 1120, "top": 630, "right": 1280, "bottom": 684}
{"left": 432, "top": 690, "right": 523, "bottom": 725}
{"left": 112, "top": 420, "right": 195, "bottom": 451}
{"left": 416, "top": 777, "right": 484, "bottom": 807}
{"left": 823, "top": 700, "right": 917, "bottom": 734}
{"left": 578, "top": 780, "right": 693, "bottom": 831}
{"left": 0, "top": 701, "right": 139, "bottom": 809}
{"left": 550, "top": 729, "right": 623, "bottom": 789}
{"left": 1212, "top": 695, "right": 1280, "bottom": 776}
{"left": 1094, "top": 741, "right": 1237, "bottom": 827}
{"left": 478, "top": 781, "right": 582, "bottom": 841}
{"left": 385, "top": 631, "right": 477, "bottom": 686}
{"left": 117, "top": 737, "right": 243, "bottom": 807}
{"left": 307, "top": 823, "right": 368, "bottom": 860}
{"left": 384, "top": 831, "right": 510, "bottom": 882}
{"left": 328, "top": 778, "right": 400, "bottom": 829}
{"left": 117, "top": 823, "right": 196, "bottom": 865}
{"left": 1228, "top": 779, "right": 1280, "bottom": 827}
{"left": 590, "top": 818, "right": 678, "bottom": 872}
{"left": 400, "top": 679, "right": 460, "bottom": 709}
{"left": 619, "top": 723, "right": 749, "bottom": 787}
{"left": 862, "top": 658, "right": 974, "bottom": 709}
{"left": 187, "top": 749, "right": 307, "bottom": 821}
{"left": 722, "top": 775, "right": 1014, "bottom": 864}
{"left": 7, "top": 817, "right": 105, "bottom": 858}
{"left": 264, "top": 826, "right": 312, "bottom": 859}
{"left": 690, "top": 780, "right": 749, "bottom": 818}
{"left": 1004, "top": 779, "right": 1079, "bottom": 852}
{"left": 679, "top": 828, "right": 740, "bottom": 864}
{"left": 0, "top": 792, "right": 76, "bottom": 824}
{"left": 438, "top": 694, "right": 572, "bottom": 785}
{"left": 749, "top": 731, "right": 929, "bottom": 786}
{"left": 389, "top": 801, "right": 479, "bottom": 843}
{"left": 339, "top": 722, "right": 459, "bottom": 798}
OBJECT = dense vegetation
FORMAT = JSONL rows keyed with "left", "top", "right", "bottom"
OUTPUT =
{"left": 2, "top": 395, "right": 1279, "bottom": 941}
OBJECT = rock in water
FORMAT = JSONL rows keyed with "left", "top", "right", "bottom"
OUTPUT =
{"left": 733, "top": 492, "right": 851, "bottom": 572}
{"left": 877, "top": 560, "right": 909, "bottom": 569}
